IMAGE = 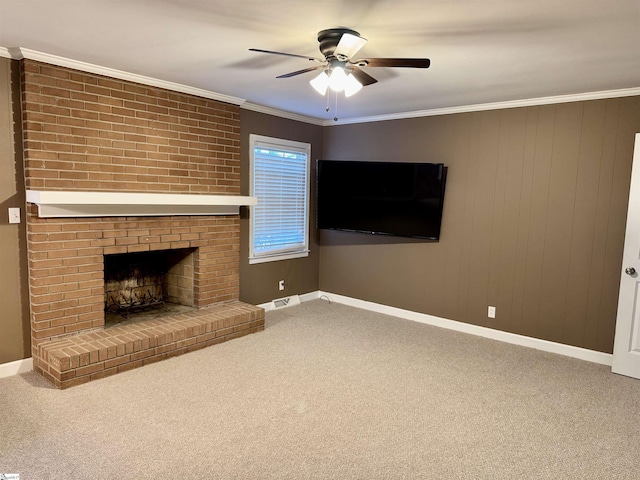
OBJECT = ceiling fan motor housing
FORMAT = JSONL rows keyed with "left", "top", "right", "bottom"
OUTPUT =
{"left": 317, "top": 28, "right": 360, "bottom": 58}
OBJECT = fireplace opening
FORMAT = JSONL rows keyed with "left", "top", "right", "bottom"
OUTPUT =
{"left": 104, "top": 248, "right": 196, "bottom": 327}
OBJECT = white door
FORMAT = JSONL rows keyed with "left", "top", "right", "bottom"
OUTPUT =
{"left": 612, "top": 133, "right": 640, "bottom": 379}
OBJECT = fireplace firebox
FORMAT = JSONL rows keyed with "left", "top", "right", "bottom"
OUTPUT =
{"left": 104, "top": 248, "right": 196, "bottom": 325}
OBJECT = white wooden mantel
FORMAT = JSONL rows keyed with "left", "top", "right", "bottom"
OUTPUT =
{"left": 25, "top": 190, "right": 257, "bottom": 218}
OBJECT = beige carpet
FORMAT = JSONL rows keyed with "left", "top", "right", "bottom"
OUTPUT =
{"left": 1, "top": 299, "right": 639, "bottom": 479}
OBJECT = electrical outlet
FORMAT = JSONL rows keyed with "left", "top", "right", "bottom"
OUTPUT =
{"left": 8, "top": 207, "right": 20, "bottom": 224}
{"left": 278, "top": 280, "right": 285, "bottom": 291}
{"left": 488, "top": 306, "right": 496, "bottom": 319}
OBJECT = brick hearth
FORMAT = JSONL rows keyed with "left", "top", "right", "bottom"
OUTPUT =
{"left": 38, "top": 301, "right": 264, "bottom": 389}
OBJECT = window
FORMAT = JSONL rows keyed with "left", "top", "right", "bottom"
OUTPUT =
{"left": 249, "top": 134, "right": 310, "bottom": 264}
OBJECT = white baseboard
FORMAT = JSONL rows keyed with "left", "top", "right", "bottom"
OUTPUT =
{"left": 259, "top": 291, "right": 321, "bottom": 311}
{"left": 0, "top": 357, "right": 33, "bottom": 379}
{"left": 300, "top": 291, "right": 322, "bottom": 303}
{"left": 0, "top": 291, "right": 612, "bottom": 380}
{"left": 313, "top": 291, "right": 613, "bottom": 366}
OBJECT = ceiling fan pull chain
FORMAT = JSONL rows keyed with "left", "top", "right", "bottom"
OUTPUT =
{"left": 334, "top": 91, "right": 339, "bottom": 122}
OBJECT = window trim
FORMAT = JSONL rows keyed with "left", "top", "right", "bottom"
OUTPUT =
{"left": 249, "top": 134, "right": 311, "bottom": 265}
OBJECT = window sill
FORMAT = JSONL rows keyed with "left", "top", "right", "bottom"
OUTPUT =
{"left": 249, "top": 250, "right": 309, "bottom": 265}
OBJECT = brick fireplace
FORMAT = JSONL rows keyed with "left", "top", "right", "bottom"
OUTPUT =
{"left": 21, "top": 60, "right": 264, "bottom": 388}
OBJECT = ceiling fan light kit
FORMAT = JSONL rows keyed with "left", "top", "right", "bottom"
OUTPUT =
{"left": 310, "top": 71, "right": 330, "bottom": 95}
{"left": 310, "top": 65, "right": 364, "bottom": 97}
{"left": 343, "top": 73, "right": 363, "bottom": 97}
{"left": 328, "top": 66, "right": 347, "bottom": 91}
{"left": 250, "top": 27, "right": 430, "bottom": 110}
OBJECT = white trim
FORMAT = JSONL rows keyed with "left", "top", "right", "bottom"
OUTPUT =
{"left": 0, "top": 47, "right": 14, "bottom": 59}
{"left": 241, "top": 102, "right": 324, "bottom": 126}
{"left": 323, "top": 87, "right": 640, "bottom": 126}
{"left": 248, "top": 250, "right": 309, "bottom": 264}
{"left": 26, "top": 190, "right": 257, "bottom": 218}
{"left": 5, "top": 47, "right": 637, "bottom": 126}
{"left": 0, "top": 358, "right": 33, "bottom": 379}
{"left": 313, "top": 291, "right": 613, "bottom": 366}
{"left": 300, "top": 291, "right": 322, "bottom": 303}
{"left": 0, "top": 290, "right": 612, "bottom": 378}
{"left": 258, "top": 290, "right": 320, "bottom": 311}
{"left": 249, "top": 134, "right": 311, "bottom": 265}
{"left": 16, "top": 48, "right": 245, "bottom": 106}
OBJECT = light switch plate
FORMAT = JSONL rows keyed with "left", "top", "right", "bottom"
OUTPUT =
{"left": 8, "top": 207, "right": 20, "bottom": 224}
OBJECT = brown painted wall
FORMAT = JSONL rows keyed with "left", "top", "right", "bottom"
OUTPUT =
{"left": 0, "top": 58, "right": 30, "bottom": 363}
{"left": 321, "top": 97, "right": 640, "bottom": 353}
{"left": 239, "top": 110, "right": 322, "bottom": 305}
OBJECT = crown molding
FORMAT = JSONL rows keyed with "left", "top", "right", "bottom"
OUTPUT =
{"left": 241, "top": 102, "right": 324, "bottom": 126}
{"left": 0, "top": 47, "right": 15, "bottom": 59}
{"left": 4, "top": 46, "right": 638, "bottom": 126}
{"left": 325, "top": 87, "right": 640, "bottom": 126}
{"left": 15, "top": 48, "right": 246, "bottom": 106}
{"left": 7, "top": 46, "right": 324, "bottom": 124}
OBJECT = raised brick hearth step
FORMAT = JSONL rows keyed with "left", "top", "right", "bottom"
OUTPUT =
{"left": 36, "top": 301, "right": 265, "bottom": 389}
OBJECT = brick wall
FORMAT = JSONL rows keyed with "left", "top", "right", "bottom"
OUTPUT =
{"left": 21, "top": 59, "right": 243, "bottom": 374}
{"left": 22, "top": 60, "right": 240, "bottom": 193}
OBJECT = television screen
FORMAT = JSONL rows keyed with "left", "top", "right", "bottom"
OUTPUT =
{"left": 316, "top": 160, "right": 447, "bottom": 240}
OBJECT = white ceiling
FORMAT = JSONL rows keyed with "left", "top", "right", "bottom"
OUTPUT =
{"left": 1, "top": 0, "right": 639, "bottom": 123}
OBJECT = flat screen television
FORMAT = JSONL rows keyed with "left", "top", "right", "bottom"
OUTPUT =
{"left": 316, "top": 160, "right": 447, "bottom": 240}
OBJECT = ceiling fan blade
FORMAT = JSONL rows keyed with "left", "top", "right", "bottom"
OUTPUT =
{"left": 276, "top": 65, "right": 325, "bottom": 79}
{"left": 249, "top": 48, "right": 323, "bottom": 62}
{"left": 355, "top": 58, "right": 431, "bottom": 68}
{"left": 349, "top": 66, "right": 377, "bottom": 86}
{"left": 334, "top": 33, "right": 368, "bottom": 59}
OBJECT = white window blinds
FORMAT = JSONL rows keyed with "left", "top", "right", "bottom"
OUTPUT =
{"left": 249, "top": 135, "right": 310, "bottom": 264}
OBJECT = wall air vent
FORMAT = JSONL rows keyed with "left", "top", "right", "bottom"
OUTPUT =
{"left": 272, "top": 295, "right": 301, "bottom": 310}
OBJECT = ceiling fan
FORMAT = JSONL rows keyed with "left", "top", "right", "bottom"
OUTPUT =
{"left": 249, "top": 27, "right": 430, "bottom": 97}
